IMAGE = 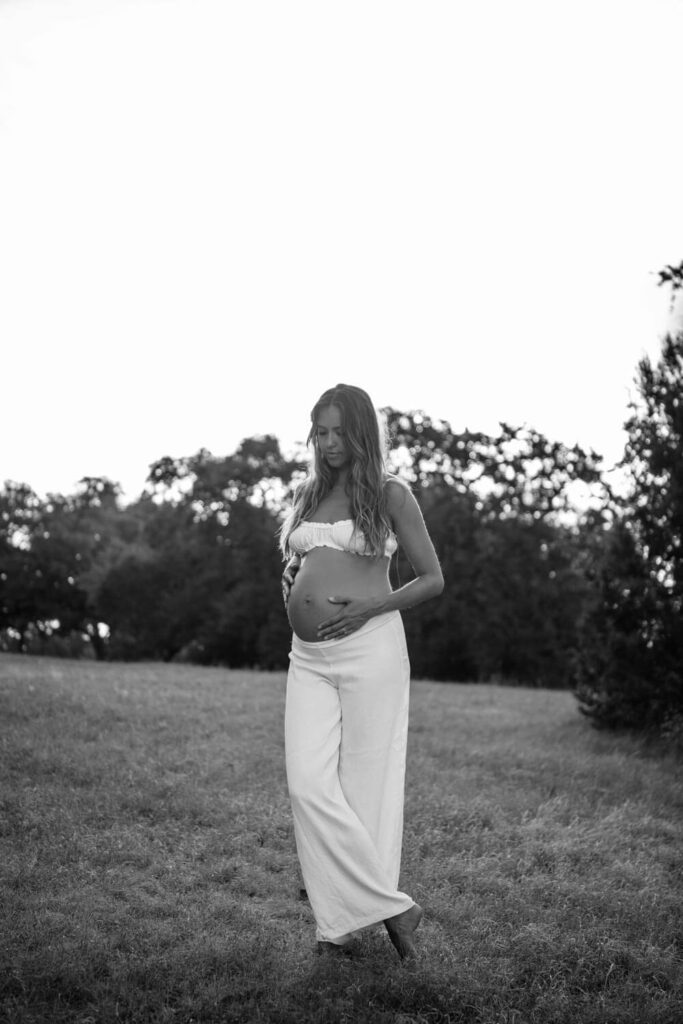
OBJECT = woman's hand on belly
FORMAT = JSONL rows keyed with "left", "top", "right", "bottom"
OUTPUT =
{"left": 287, "top": 548, "right": 391, "bottom": 642}
{"left": 317, "top": 594, "right": 381, "bottom": 640}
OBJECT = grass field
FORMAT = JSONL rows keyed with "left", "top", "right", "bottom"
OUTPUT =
{"left": 1, "top": 653, "right": 682, "bottom": 1024}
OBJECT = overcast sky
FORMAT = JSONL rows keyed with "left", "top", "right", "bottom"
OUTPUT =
{"left": 1, "top": 0, "right": 682, "bottom": 501}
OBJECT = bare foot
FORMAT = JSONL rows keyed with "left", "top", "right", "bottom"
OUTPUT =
{"left": 384, "top": 903, "right": 423, "bottom": 960}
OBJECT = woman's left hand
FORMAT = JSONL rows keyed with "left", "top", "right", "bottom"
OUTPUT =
{"left": 317, "top": 596, "right": 376, "bottom": 640}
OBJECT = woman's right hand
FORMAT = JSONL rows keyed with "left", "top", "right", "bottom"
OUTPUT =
{"left": 281, "top": 554, "right": 301, "bottom": 607}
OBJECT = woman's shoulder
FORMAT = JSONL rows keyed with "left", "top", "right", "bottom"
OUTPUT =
{"left": 383, "top": 474, "right": 414, "bottom": 513}
{"left": 384, "top": 472, "right": 411, "bottom": 492}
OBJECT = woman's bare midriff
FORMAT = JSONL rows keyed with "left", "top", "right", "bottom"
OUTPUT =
{"left": 287, "top": 548, "right": 392, "bottom": 642}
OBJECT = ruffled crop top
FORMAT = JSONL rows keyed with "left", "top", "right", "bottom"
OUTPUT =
{"left": 289, "top": 519, "right": 398, "bottom": 559}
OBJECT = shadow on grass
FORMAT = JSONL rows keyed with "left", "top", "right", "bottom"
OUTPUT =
{"left": 271, "top": 930, "right": 477, "bottom": 1024}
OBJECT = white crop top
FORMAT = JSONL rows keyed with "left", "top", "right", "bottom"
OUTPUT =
{"left": 289, "top": 519, "right": 398, "bottom": 559}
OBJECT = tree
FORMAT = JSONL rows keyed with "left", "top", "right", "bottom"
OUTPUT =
{"left": 574, "top": 265, "right": 683, "bottom": 731}
{"left": 93, "top": 438, "right": 300, "bottom": 665}
{"left": 0, "top": 477, "right": 150, "bottom": 658}
{"left": 147, "top": 435, "right": 305, "bottom": 515}
{"left": 383, "top": 409, "right": 607, "bottom": 523}
{"left": 657, "top": 258, "right": 683, "bottom": 297}
{"left": 396, "top": 487, "right": 592, "bottom": 686}
{"left": 381, "top": 411, "right": 607, "bottom": 687}
{"left": 34, "top": 478, "right": 141, "bottom": 659}
{"left": 0, "top": 483, "right": 45, "bottom": 649}
{"left": 0, "top": 482, "right": 98, "bottom": 653}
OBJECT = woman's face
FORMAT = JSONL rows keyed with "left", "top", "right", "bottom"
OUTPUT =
{"left": 316, "top": 404, "right": 349, "bottom": 470}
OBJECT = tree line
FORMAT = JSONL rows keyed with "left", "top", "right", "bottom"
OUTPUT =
{"left": 1, "top": 422, "right": 607, "bottom": 678}
{"left": 2, "top": 261, "right": 682, "bottom": 735}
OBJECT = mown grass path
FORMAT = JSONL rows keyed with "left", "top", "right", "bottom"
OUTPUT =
{"left": 1, "top": 654, "right": 681, "bottom": 1023}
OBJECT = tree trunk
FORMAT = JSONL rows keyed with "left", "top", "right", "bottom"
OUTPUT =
{"left": 87, "top": 622, "right": 107, "bottom": 661}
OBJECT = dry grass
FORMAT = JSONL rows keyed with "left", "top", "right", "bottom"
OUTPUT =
{"left": 1, "top": 653, "right": 681, "bottom": 1023}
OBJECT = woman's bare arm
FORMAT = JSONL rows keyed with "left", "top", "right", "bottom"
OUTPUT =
{"left": 374, "top": 478, "right": 444, "bottom": 613}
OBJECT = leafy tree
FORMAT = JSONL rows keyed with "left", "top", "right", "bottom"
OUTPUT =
{"left": 0, "top": 482, "right": 96, "bottom": 652}
{"left": 383, "top": 409, "right": 607, "bottom": 523}
{"left": 574, "top": 265, "right": 683, "bottom": 731}
{"left": 1, "top": 483, "right": 45, "bottom": 649}
{"left": 35, "top": 478, "right": 143, "bottom": 659}
{"left": 0, "top": 477, "right": 148, "bottom": 658}
{"left": 398, "top": 487, "right": 592, "bottom": 686}
{"left": 93, "top": 438, "right": 299, "bottom": 665}
{"left": 188, "top": 499, "right": 290, "bottom": 668}
{"left": 382, "top": 413, "right": 607, "bottom": 687}
{"left": 147, "top": 435, "right": 304, "bottom": 514}
{"left": 657, "top": 258, "right": 683, "bottom": 296}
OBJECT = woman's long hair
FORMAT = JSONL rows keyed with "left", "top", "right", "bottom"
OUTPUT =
{"left": 279, "top": 383, "right": 393, "bottom": 559}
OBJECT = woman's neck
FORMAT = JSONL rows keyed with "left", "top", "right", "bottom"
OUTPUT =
{"left": 330, "top": 467, "right": 349, "bottom": 492}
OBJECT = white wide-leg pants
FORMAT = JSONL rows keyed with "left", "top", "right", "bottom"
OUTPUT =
{"left": 285, "top": 610, "right": 415, "bottom": 944}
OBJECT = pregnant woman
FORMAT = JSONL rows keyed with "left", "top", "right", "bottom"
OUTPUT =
{"left": 279, "top": 383, "right": 444, "bottom": 959}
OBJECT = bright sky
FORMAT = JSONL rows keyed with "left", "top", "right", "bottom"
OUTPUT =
{"left": 1, "top": 0, "right": 682, "bottom": 502}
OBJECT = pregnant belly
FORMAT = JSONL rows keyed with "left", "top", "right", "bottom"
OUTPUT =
{"left": 287, "top": 548, "right": 390, "bottom": 642}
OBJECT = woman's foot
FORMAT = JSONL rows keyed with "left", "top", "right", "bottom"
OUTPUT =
{"left": 384, "top": 903, "right": 423, "bottom": 960}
